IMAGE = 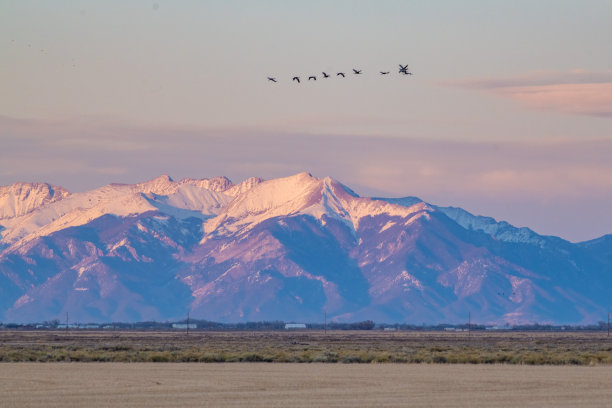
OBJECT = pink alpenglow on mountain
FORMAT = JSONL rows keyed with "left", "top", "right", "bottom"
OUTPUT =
{"left": 0, "top": 173, "right": 609, "bottom": 324}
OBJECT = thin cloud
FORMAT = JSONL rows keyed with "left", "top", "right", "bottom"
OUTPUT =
{"left": 2, "top": 116, "right": 612, "bottom": 198}
{"left": 443, "top": 71, "right": 612, "bottom": 118}
{"left": 443, "top": 70, "right": 612, "bottom": 88}
{"left": 1, "top": 116, "right": 612, "bottom": 240}
{"left": 496, "top": 83, "right": 612, "bottom": 118}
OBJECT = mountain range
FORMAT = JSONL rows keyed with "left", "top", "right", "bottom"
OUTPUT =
{"left": 0, "top": 172, "right": 610, "bottom": 324}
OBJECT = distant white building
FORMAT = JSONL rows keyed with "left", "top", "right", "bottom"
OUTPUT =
{"left": 56, "top": 324, "right": 78, "bottom": 329}
{"left": 285, "top": 323, "right": 306, "bottom": 329}
{"left": 172, "top": 323, "right": 196, "bottom": 329}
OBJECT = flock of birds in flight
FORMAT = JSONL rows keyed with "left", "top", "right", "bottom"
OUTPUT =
{"left": 267, "top": 64, "right": 413, "bottom": 83}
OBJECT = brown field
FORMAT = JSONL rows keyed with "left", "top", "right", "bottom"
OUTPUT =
{"left": 1, "top": 330, "right": 611, "bottom": 365}
{"left": 1, "top": 363, "right": 611, "bottom": 407}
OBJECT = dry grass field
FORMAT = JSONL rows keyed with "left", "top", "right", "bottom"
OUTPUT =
{"left": 1, "top": 363, "right": 611, "bottom": 407}
{"left": 0, "top": 330, "right": 611, "bottom": 364}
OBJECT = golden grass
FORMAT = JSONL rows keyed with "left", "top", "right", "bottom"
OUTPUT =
{"left": 0, "top": 330, "right": 611, "bottom": 365}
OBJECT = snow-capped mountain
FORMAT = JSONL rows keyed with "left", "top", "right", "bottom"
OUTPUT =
{"left": 0, "top": 182, "right": 70, "bottom": 220}
{"left": 0, "top": 173, "right": 609, "bottom": 324}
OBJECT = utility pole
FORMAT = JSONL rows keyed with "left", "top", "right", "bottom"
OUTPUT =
{"left": 187, "top": 311, "right": 190, "bottom": 336}
{"left": 468, "top": 311, "right": 471, "bottom": 338}
{"left": 66, "top": 312, "right": 69, "bottom": 333}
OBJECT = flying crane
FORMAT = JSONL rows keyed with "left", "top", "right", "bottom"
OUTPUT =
{"left": 399, "top": 64, "right": 413, "bottom": 75}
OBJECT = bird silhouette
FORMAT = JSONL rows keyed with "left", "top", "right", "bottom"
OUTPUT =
{"left": 267, "top": 77, "right": 277, "bottom": 82}
{"left": 292, "top": 76, "right": 300, "bottom": 83}
{"left": 322, "top": 72, "right": 330, "bottom": 78}
{"left": 380, "top": 71, "right": 390, "bottom": 75}
{"left": 399, "top": 64, "right": 413, "bottom": 75}
{"left": 353, "top": 69, "right": 362, "bottom": 74}
{"left": 308, "top": 76, "right": 317, "bottom": 81}
{"left": 337, "top": 72, "right": 345, "bottom": 77}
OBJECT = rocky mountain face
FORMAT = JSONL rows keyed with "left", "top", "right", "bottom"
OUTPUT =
{"left": 0, "top": 182, "right": 70, "bottom": 220}
{"left": 0, "top": 173, "right": 610, "bottom": 324}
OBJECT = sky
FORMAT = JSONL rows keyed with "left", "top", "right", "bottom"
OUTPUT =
{"left": 1, "top": 0, "right": 611, "bottom": 242}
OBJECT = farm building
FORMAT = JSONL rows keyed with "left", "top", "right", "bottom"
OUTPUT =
{"left": 172, "top": 323, "right": 197, "bottom": 329}
{"left": 284, "top": 323, "right": 307, "bottom": 330}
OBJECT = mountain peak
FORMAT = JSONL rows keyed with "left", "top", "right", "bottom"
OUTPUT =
{"left": 159, "top": 174, "right": 174, "bottom": 182}
{"left": 132, "top": 174, "right": 178, "bottom": 195}
{"left": 203, "top": 172, "right": 345, "bottom": 235}
{"left": 1, "top": 172, "right": 609, "bottom": 325}
{"left": 181, "top": 176, "right": 234, "bottom": 192}
{"left": 0, "top": 182, "right": 70, "bottom": 220}
{"left": 225, "top": 177, "right": 264, "bottom": 196}
{"left": 203, "top": 172, "right": 427, "bottom": 236}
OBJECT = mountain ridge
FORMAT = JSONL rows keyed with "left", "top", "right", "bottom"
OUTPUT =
{"left": 0, "top": 173, "right": 609, "bottom": 324}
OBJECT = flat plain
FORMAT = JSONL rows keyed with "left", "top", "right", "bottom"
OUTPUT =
{"left": 0, "top": 330, "right": 611, "bottom": 364}
{"left": 1, "top": 363, "right": 611, "bottom": 407}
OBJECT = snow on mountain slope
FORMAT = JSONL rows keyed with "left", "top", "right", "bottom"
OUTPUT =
{"left": 203, "top": 172, "right": 351, "bottom": 235}
{"left": 0, "top": 184, "right": 157, "bottom": 246}
{"left": 376, "top": 196, "right": 548, "bottom": 246}
{"left": 373, "top": 196, "right": 423, "bottom": 209}
{"left": 180, "top": 176, "right": 233, "bottom": 192}
{"left": 0, "top": 182, "right": 70, "bottom": 219}
{"left": 204, "top": 172, "right": 433, "bottom": 237}
{"left": 436, "top": 206, "right": 547, "bottom": 246}
{"left": 1, "top": 212, "right": 201, "bottom": 322}
{"left": 224, "top": 177, "right": 264, "bottom": 196}
{"left": 179, "top": 176, "right": 263, "bottom": 195}
{"left": 129, "top": 174, "right": 178, "bottom": 195}
{"left": 147, "top": 184, "right": 232, "bottom": 215}
{"left": 343, "top": 197, "right": 433, "bottom": 231}
{"left": 0, "top": 172, "right": 609, "bottom": 324}
{"left": 0, "top": 175, "right": 244, "bottom": 248}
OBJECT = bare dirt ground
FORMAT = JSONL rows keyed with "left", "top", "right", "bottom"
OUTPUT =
{"left": 1, "top": 363, "right": 611, "bottom": 407}
{"left": 1, "top": 330, "right": 611, "bottom": 364}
